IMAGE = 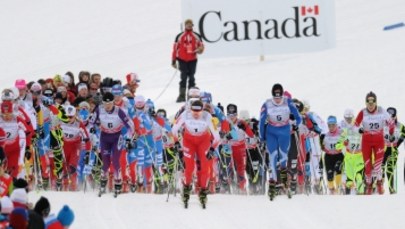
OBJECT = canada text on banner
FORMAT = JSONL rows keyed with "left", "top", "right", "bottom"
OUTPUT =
{"left": 181, "top": 0, "right": 336, "bottom": 58}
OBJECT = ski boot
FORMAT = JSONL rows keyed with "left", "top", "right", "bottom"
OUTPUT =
{"left": 199, "top": 189, "right": 209, "bottom": 209}
{"left": 182, "top": 185, "right": 192, "bottom": 209}
{"left": 365, "top": 182, "right": 373, "bottom": 195}
{"left": 130, "top": 183, "right": 137, "bottom": 193}
{"left": 376, "top": 180, "right": 384, "bottom": 195}
{"left": 42, "top": 177, "right": 50, "bottom": 191}
{"left": 56, "top": 179, "right": 63, "bottom": 191}
{"left": 268, "top": 180, "right": 277, "bottom": 201}
{"left": 114, "top": 179, "right": 122, "bottom": 198}
{"left": 98, "top": 177, "right": 108, "bottom": 197}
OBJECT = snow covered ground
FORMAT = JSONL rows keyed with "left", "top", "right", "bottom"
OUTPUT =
{"left": 1, "top": 0, "right": 405, "bottom": 228}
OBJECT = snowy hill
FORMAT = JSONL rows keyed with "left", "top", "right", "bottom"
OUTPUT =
{"left": 1, "top": 0, "right": 405, "bottom": 228}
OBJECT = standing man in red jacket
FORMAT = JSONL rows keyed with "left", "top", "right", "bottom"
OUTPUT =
{"left": 172, "top": 19, "right": 204, "bottom": 103}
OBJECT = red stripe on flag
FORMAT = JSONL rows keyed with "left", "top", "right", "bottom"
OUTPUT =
{"left": 301, "top": 6, "right": 306, "bottom": 16}
{"left": 314, "top": 5, "right": 319, "bottom": 15}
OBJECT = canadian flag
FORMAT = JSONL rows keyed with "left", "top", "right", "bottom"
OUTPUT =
{"left": 301, "top": 5, "right": 319, "bottom": 16}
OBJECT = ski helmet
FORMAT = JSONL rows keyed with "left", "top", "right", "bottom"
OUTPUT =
{"left": 156, "top": 109, "right": 167, "bottom": 118}
{"left": 365, "top": 91, "right": 377, "bottom": 103}
{"left": 102, "top": 92, "right": 114, "bottom": 103}
{"left": 188, "top": 87, "right": 201, "bottom": 99}
{"left": 387, "top": 107, "right": 397, "bottom": 118}
{"left": 1, "top": 89, "right": 14, "bottom": 101}
{"left": 327, "top": 115, "right": 337, "bottom": 125}
{"left": 343, "top": 109, "right": 354, "bottom": 118}
{"left": 271, "top": 83, "right": 283, "bottom": 98}
{"left": 226, "top": 104, "right": 238, "bottom": 116}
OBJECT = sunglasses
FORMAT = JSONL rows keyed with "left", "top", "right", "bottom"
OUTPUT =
{"left": 90, "top": 87, "right": 98, "bottom": 91}
{"left": 366, "top": 99, "right": 375, "bottom": 104}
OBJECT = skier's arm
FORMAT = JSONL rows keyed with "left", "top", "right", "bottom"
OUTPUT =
{"left": 259, "top": 103, "right": 268, "bottom": 141}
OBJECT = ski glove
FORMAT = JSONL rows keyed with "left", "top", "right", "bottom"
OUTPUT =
{"left": 388, "top": 135, "right": 396, "bottom": 143}
{"left": 237, "top": 122, "right": 246, "bottom": 131}
{"left": 25, "top": 147, "right": 31, "bottom": 160}
{"left": 84, "top": 151, "right": 90, "bottom": 165}
{"left": 292, "top": 124, "right": 299, "bottom": 132}
{"left": 171, "top": 60, "right": 177, "bottom": 69}
{"left": 358, "top": 128, "right": 364, "bottom": 134}
{"left": 36, "top": 127, "right": 45, "bottom": 139}
{"left": 206, "top": 147, "right": 215, "bottom": 160}
{"left": 125, "top": 139, "right": 136, "bottom": 150}
{"left": 174, "top": 141, "right": 182, "bottom": 153}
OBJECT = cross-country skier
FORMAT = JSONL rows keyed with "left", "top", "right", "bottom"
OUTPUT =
{"left": 320, "top": 116, "right": 344, "bottom": 194}
{"left": 382, "top": 107, "right": 405, "bottom": 194}
{"left": 354, "top": 91, "right": 394, "bottom": 195}
{"left": 259, "top": 83, "right": 301, "bottom": 200}
{"left": 336, "top": 109, "right": 364, "bottom": 194}
{"left": 91, "top": 92, "right": 135, "bottom": 197}
{"left": 172, "top": 100, "right": 220, "bottom": 208}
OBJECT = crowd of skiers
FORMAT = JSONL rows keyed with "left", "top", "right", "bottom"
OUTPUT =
{"left": 0, "top": 71, "right": 403, "bottom": 207}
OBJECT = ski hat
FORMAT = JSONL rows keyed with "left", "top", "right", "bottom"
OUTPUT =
{"left": 188, "top": 87, "right": 201, "bottom": 98}
{"left": 226, "top": 103, "right": 238, "bottom": 115}
{"left": 30, "top": 82, "right": 42, "bottom": 92}
{"left": 0, "top": 196, "right": 14, "bottom": 214}
{"left": 9, "top": 207, "right": 29, "bottom": 229}
{"left": 65, "top": 105, "right": 76, "bottom": 117}
{"left": 387, "top": 107, "right": 397, "bottom": 118}
{"left": 13, "top": 178, "right": 29, "bottom": 190}
{"left": 365, "top": 91, "right": 377, "bottom": 103}
{"left": 271, "top": 83, "right": 283, "bottom": 98}
{"left": 102, "top": 92, "right": 114, "bottom": 103}
{"left": 15, "top": 79, "right": 27, "bottom": 89}
{"left": 57, "top": 205, "right": 75, "bottom": 227}
{"left": 190, "top": 100, "right": 204, "bottom": 112}
{"left": 62, "top": 74, "right": 72, "bottom": 85}
{"left": 111, "top": 84, "right": 123, "bottom": 96}
{"left": 10, "top": 188, "right": 28, "bottom": 208}
{"left": 77, "top": 83, "right": 88, "bottom": 92}
{"left": 34, "top": 196, "right": 51, "bottom": 216}
{"left": 1, "top": 101, "right": 13, "bottom": 114}
{"left": 135, "top": 95, "right": 146, "bottom": 109}
{"left": 126, "top": 73, "right": 140, "bottom": 84}
{"left": 343, "top": 109, "right": 354, "bottom": 118}
{"left": 327, "top": 115, "right": 337, "bottom": 125}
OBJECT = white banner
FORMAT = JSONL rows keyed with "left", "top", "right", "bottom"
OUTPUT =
{"left": 181, "top": 0, "right": 336, "bottom": 58}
